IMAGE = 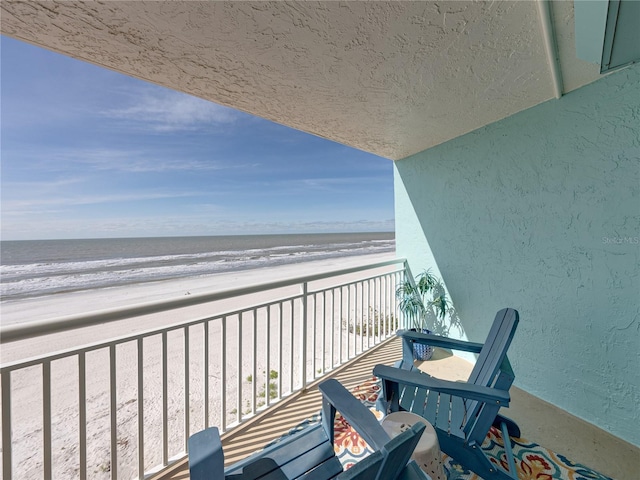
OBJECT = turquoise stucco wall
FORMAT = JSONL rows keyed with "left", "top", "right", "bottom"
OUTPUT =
{"left": 394, "top": 64, "right": 640, "bottom": 445}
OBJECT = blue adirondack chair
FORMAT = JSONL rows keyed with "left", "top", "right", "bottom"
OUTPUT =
{"left": 189, "top": 378, "right": 431, "bottom": 480}
{"left": 373, "top": 308, "right": 520, "bottom": 480}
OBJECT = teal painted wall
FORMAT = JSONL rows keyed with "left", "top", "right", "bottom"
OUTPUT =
{"left": 574, "top": 0, "right": 607, "bottom": 64}
{"left": 394, "top": 64, "right": 640, "bottom": 445}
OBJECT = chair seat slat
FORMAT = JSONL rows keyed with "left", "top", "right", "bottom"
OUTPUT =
{"left": 399, "top": 385, "right": 417, "bottom": 412}
{"left": 263, "top": 441, "right": 336, "bottom": 480}
{"left": 226, "top": 424, "right": 328, "bottom": 477}
{"left": 411, "top": 384, "right": 428, "bottom": 415}
{"left": 423, "top": 389, "right": 439, "bottom": 426}
{"left": 450, "top": 396, "right": 466, "bottom": 436}
{"left": 435, "top": 393, "right": 452, "bottom": 434}
{"left": 298, "top": 457, "right": 343, "bottom": 480}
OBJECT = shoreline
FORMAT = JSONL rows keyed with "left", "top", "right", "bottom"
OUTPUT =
{"left": 1, "top": 252, "right": 398, "bottom": 362}
{"left": 0, "top": 252, "right": 396, "bottom": 325}
{"left": 1, "top": 232, "right": 395, "bottom": 303}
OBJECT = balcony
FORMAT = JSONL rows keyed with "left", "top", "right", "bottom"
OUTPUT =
{"left": 1, "top": 259, "right": 636, "bottom": 480}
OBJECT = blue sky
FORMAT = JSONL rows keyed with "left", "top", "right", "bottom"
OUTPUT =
{"left": 1, "top": 36, "right": 394, "bottom": 241}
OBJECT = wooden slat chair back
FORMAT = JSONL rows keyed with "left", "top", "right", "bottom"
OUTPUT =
{"left": 462, "top": 308, "right": 518, "bottom": 442}
{"left": 188, "top": 378, "right": 430, "bottom": 480}
{"left": 373, "top": 308, "right": 520, "bottom": 480}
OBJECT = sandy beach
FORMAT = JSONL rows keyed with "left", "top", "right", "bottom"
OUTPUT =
{"left": 1, "top": 252, "right": 400, "bottom": 479}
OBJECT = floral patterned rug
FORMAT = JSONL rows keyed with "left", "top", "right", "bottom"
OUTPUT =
{"left": 279, "top": 377, "right": 614, "bottom": 480}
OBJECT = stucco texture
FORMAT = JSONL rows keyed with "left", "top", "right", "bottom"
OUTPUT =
{"left": 394, "top": 64, "right": 640, "bottom": 446}
{"left": 1, "top": 0, "right": 584, "bottom": 160}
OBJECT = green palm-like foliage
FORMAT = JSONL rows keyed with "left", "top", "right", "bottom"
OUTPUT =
{"left": 396, "top": 270, "right": 449, "bottom": 330}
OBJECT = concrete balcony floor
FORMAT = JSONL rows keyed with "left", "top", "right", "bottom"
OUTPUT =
{"left": 159, "top": 336, "right": 638, "bottom": 480}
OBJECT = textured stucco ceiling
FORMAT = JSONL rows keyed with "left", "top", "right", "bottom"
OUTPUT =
{"left": 1, "top": 1, "right": 602, "bottom": 160}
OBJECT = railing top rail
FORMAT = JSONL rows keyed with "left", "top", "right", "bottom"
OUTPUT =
{"left": 1, "top": 258, "right": 406, "bottom": 344}
{"left": 0, "top": 292, "right": 302, "bottom": 372}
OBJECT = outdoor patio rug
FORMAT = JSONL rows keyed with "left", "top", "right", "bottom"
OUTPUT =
{"left": 277, "top": 377, "right": 614, "bottom": 480}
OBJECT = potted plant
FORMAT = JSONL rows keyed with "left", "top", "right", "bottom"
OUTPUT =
{"left": 396, "top": 270, "right": 450, "bottom": 360}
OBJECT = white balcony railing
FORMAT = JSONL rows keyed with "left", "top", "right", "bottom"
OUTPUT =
{"left": 1, "top": 258, "right": 409, "bottom": 480}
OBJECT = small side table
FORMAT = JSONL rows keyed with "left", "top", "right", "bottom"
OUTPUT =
{"left": 381, "top": 411, "right": 445, "bottom": 480}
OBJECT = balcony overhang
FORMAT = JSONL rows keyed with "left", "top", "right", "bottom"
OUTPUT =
{"left": 0, "top": 1, "right": 608, "bottom": 161}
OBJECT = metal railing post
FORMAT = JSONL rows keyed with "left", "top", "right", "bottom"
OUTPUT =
{"left": 109, "top": 345, "right": 118, "bottom": 480}
{"left": 79, "top": 352, "right": 88, "bottom": 480}
{"left": 220, "top": 317, "right": 226, "bottom": 431}
{"left": 251, "top": 309, "right": 257, "bottom": 414}
{"left": 43, "top": 361, "right": 52, "bottom": 479}
{"left": 203, "top": 321, "right": 209, "bottom": 430}
{"left": 301, "top": 281, "right": 308, "bottom": 390}
{"left": 237, "top": 317, "right": 242, "bottom": 423}
{"left": 136, "top": 340, "right": 144, "bottom": 479}
{"left": 161, "top": 333, "right": 168, "bottom": 466}
{"left": 2, "top": 372, "right": 11, "bottom": 480}
{"left": 184, "top": 326, "right": 190, "bottom": 451}
{"left": 266, "top": 306, "right": 271, "bottom": 407}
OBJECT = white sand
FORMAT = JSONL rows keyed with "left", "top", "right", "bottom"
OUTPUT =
{"left": 1, "top": 253, "right": 400, "bottom": 479}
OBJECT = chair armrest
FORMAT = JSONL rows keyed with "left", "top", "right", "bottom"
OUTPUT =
{"left": 397, "top": 329, "right": 484, "bottom": 353}
{"left": 373, "top": 365, "right": 510, "bottom": 406}
{"left": 188, "top": 427, "right": 224, "bottom": 480}
{"left": 319, "top": 378, "right": 391, "bottom": 450}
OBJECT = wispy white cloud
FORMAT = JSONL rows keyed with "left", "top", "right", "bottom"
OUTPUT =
{"left": 239, "top": 175, "right": 391, "bottom": 196}
{"left": 299, "top": 176, "right": 388, "bottom": 188}
{"left": 102, "top": 88, "right": 238, "bottom": 131}
{"left": 1, "top": 191, "right": 208, "bottom": 214}
{"left": 22, "top": 147, "right": 253, "bottom": 173}
{"left": 3, "top": 177, "right": 86, "bottom": 190}
{"left": 57, "top": 148, "right": 224, "bottom": 172}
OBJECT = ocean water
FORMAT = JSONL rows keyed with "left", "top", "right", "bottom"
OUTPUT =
{"left": 0, "top": 233, "right": 395, "bottom": 301}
